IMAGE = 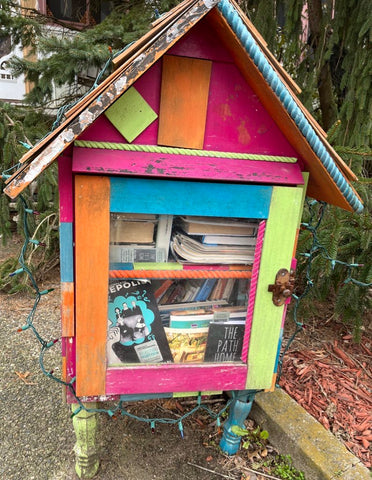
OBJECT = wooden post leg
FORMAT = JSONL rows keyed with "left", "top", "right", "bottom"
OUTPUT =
{"left": 71, "top": 403, "right": 100, "bottom": 479}
{"left": 220, "top": 390, "right": 257, "bottom": 455}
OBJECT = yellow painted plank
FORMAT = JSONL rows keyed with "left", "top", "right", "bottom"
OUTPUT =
{"left": 75, "top": 175, "right": 110, "bottom": 396}
{"left": 158, "top": 55, "right": 212, "bottom": 149}
{"left": 246, "top": 186, "right": 304, "bottom": 389}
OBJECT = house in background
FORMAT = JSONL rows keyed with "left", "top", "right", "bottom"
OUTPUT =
{"left": 0, "top": 34, "right": 27, "bottom": 103}
{"left": 0, "top": 0, "right": 115, "bottom": 104}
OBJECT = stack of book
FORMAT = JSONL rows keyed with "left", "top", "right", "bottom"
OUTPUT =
{"left": 154, "top": 278, "right": 250, "bottom": 312}
{"left": 164, "top": 305, "right": 247, "bottom": 363}
{"left": 108, "top": 214, "right": 257, "bottom": 365}
{"left": 170, "top": 216, "right": 258, "bottom": 264}
{"left": 109, "top": 214, "right": 173, "bottom": 264}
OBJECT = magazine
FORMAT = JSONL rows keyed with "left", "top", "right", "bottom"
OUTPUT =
{"left": 107, "top": 279, "right": 173, "bottom": 365}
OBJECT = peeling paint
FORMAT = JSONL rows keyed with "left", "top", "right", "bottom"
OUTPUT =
{"left": 63, "top": 129, "right": 75, "bottom": 143}
{"left": 166, "top": 27, "right": 180, "bottom": 43}
{"left": 79, "top": 110, "right": 95, "bottom": 126}
{"left": 135, "top": 53, "right": 146, "bottom": 64}
{"left": 145, "top": 164, "right": 155, "bottom": 174}
{"left": 115, "top": 76, "right": 127, "bottom": 93}
{"left": 219, "top": 103, "right": 232, "bottom": 121}
{"left": 238, "top": 120, "right": 251, "bottom": 145}
{"left": 203, "top": 0, "right": 218, "bottom": 8}
{"left": 4, "top": 0, "right": 217, "bottom": 199}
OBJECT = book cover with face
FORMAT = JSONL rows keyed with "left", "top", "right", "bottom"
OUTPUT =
{"left": 107, "top": 279, "right": 174, "bottom": 365}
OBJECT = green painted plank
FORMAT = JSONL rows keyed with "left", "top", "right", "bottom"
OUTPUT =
{"left": 297, "top": 172, "right": 309, "bottom": 228}
{"left": 246, "top": 186, "right": 304, "bottom": 390}
{"left": 104, "top": 87, "right": 158, "bottom": 142}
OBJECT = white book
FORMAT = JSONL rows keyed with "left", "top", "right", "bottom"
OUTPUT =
{"left": 202, "top": 234, "right": 257, "bottom": 246}
{"left": 156, "top": 215, "right": 173, "bottom": 261}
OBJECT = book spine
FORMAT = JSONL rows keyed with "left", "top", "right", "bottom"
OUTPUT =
{"left": 156, "top": 215, "right": 173, "bottom": 261}
{"left": 183, "top": 264, "right": 252, "bottom": 271}
{"left": 110, "top": 246, "right": 166, "bottom": 263}
{"left": 154, "top": 279, "right": 173, "bottom": 300}
{"left": 194, "top": 278, "right": 217, "bottom": 302}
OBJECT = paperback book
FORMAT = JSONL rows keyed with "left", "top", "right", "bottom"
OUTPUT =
{"left": 107, "top": 279, "right": 173, "bottom": 365}
{"left": 164, "top": 327, "right": 209, "bottom": 363}
{"left": 170, "top": 233, "right": 255, "bottom": 264}
{"left": 178, "top": 216, "right": 258, "bottom": 236}
{"left": 204, "top": 321, "right": 245, "bottom": 362}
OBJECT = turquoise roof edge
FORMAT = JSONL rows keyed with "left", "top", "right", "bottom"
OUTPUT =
{"left": 218, "top": 0, "right": 363, "bottom": 213}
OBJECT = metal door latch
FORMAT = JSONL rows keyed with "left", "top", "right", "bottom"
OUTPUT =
{"left": 268, "top": 268, "right": 295, "bottom": 306}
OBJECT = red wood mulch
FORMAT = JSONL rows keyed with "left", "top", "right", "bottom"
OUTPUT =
{"left": 279, "top": 332, "right": 372, "bottom": 469}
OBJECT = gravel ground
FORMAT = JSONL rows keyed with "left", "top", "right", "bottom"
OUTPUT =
{"left": 0, "top": 286, "right": 239, "bottom": 480}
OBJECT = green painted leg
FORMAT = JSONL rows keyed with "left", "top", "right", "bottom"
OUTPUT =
{"left": 71, "top": 403, "right": 100, "bottom": 479}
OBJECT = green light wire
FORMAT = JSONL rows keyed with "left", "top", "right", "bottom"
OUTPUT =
{"left": 6, "top": 195, "right": 370, "bottom": 425}
{"left": 276, "top": 199, "right": 371, "bottom": 384}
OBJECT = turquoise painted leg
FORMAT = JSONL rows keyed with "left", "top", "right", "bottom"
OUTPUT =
{"left": 71, "top": 403, "right": 100, "bottom": 479}
{"left": 220, "top": 390, "right": 257, "bottom": 455}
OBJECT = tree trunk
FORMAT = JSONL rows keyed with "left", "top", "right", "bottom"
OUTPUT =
{"left": 307, "top": 0, "right": 338, "bottom": 130}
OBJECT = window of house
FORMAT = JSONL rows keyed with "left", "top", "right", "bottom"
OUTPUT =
{"left": 44, "top": 0, "right": 114, "bottom": 26}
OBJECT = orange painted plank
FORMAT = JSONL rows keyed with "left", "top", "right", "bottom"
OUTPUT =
{"left": 75, "top": 175, "right": 110, "bottom": 396}
{"left": 158, "top": 55, "right": 212, "bottom": 149}
{"left": 61, "top": 282, "right": 75, "bottom": 337}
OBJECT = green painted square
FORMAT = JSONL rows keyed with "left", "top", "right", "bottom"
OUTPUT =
{"left": 104, "top": 87, "right": 158, "bottom": 142}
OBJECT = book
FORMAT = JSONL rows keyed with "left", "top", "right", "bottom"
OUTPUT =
{"left": 210, "top": 305, "right": 248, "bottom": 317}
{"left": 170, "top": 309, "right": 214, "bottom": 329}
{"left": 179, "top": 216, "right": 258, "bottom": 236}
{"left": 161, "top": 282, "right": 187, "bottom": 305}
{"left": 164, "top": 327, "right": 209, "bottom": 363}
{"left": 107, "top": 279, "right": 173, "bottom": 365}
{"left": 210, "top": 278, "right": 227, "bottom": 300}
{"left": 193, "top": 278, "right": 217, "bottom": 302}
{"left": 155, "top": 215, "right": 173, "bottom": 261}
{"left": 109, "top": 245, "right": 166, "bottom": 263}
{"left": 204, "top": 321, "right": 246, "bottom": 362}
{"left": 154, "top": 279, "right": 174, "bottom": 301}
{"left": 180, "top": 279, "right": 204, "bottom": 303}
{"left": 169, "top": 317, "right": 213, "bottom": 329}
{"left": 110, "top": 213, "right": 156, "bottom": 244}
{"left": 221, "top": 278, "right": 236, "bottom": 302}
{"left": 236, "top": 278, "right": 251, "bottom": 305}
{"left": 171, "top": 233, "right": 255, "bottom": 264}
{"left": 158, "top": 299, "right": 229, "bottom": 312}
{"left": 202, "top": 235, "right": 257, "bottom": 246}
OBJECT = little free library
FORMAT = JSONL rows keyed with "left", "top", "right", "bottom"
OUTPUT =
{"left": 3, "top": 0, "right": 363, "bottom": 477}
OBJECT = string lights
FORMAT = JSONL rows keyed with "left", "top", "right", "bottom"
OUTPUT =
{"left": 1, "top": 189, "right": 369, "bottom": 433}
{"left": 2, "top": 26, "right": 367, "bottom": 439}
{"left": 276, "top": 199, "right": 371, "bottom": 383}
{"left": 1, "top": 194, "right": 235, "bottom": 435}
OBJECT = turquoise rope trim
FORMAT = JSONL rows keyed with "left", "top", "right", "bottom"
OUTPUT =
{"left": 218, "top": 0, "right": 363, "bottom": 214}
{"left": 74, "top": 140, "right": 297, "bottom": 163}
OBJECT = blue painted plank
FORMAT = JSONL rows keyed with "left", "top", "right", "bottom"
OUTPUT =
{"left": 120, "top": 392, "right": 173, "bottom": 402}
{"left": 110, "top": 178, "right": 272, "bottom": 218}
{"left": 59, "top": 222, "right": 74, "bottom": 282}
